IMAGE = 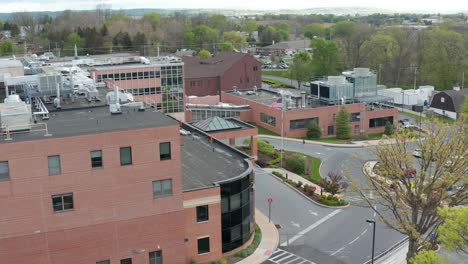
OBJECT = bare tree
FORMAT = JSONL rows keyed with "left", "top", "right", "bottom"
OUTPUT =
{"left": 362, "top": 118, "right": 468, "bottom": 262}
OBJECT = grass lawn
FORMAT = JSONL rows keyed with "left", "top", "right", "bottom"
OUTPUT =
{"left": 247, "top": 122, "right": 280, "bottom": 136}
{"left": 262, "top": 78, "right": 296, "bottom": 89}
{"left": 262, "top": 70, "right": 291, "bottom": 79}
{"left": 288, "top": 151, "right": 322, "bottom": 184}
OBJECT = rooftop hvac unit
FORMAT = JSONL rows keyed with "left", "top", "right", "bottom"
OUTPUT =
{"left": 0, "top": 95, "right": 32, "bottom": 132}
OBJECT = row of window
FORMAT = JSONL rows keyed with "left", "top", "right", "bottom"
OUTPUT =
{"left": 289, "top": 117, "right": 319, "bottom": 130}
{"left": 124, "top": 87, "right": 161, "bottom": 96}
{"left": 0, "top": 143, "right": 171, "bottom": 180}
{"left": 260, "top": 113, "right": 276, "bottom": 127}
{"left": 98, "top": 71, "right": 161, "bottom": 82}
{"left": 191, "top": 109, "right": 241, "bottom": 122}
{"left": 52, "top": 178, "right": 173, "bottom": 213}
{"left": 96, "top": 250, "right": 161, "bottom": 264}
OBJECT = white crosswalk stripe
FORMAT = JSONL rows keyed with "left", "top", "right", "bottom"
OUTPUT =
{"left": 268, "top": 248, "right": 316, "bottom": 264}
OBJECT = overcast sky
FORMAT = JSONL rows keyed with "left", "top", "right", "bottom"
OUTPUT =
{"left": 0, "top": 0, "right": 465, "bottom": 13}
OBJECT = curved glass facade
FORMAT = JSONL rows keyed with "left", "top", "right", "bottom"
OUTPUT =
{"left": 220, "top": 173, "right": 255, "bottom": 252}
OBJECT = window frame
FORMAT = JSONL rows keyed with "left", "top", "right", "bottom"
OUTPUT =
{"left": 48, "top": 155, "right": 61, "bottom": 176}
{"left": 153, "top": 179, "right": 173, "bottom": 198}
{"left": 96, "top": 260, "right": 110, "bottom": 264}
{"left": 120, "top": 147, "right": 132, "bottom": 166}
{"left": 120, "top": 258, "right": 132, "bottom": 264}
{"left": 0, "top": 161, "right": 9, "bottom": 180}
{"left": 197, "top": 236, "right": 210, "bottom": 255}
{"left": 90, "top": 150, "right": 103, "bottom": 168}
{"left": 149, "top": 250, "right": 162, "bottom": 264}
{"left": 52, "top": 193, "right": 74, "bottom": 212}
{"left": 159, "top": 142, "right": 172, "bottom": 161}
{"left": 196, "top": 205, "right": 209, "bottom": 223}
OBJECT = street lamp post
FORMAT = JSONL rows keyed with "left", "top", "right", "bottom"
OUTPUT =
{"left": 366, "top": 219, "right": 376, "bottom": 264}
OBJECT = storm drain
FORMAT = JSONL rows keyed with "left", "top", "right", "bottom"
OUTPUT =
{"left": 275, "top": 224, "right": 282, "bottom": 229}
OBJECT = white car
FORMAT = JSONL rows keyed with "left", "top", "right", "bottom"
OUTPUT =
{"left": 412, "top": 149, "right": 422, "bottom": 158}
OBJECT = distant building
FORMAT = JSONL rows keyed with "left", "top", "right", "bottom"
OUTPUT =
{"left": 89, "top": 57, "right": 185, "bottom": 113}
{"left": 183, "top": 52, "right": 262, "bottom": 97}
{"left": 256, "top": 40, "right": 311, "bottom": 56}
{"left": 429, "top": 88, "right": 468, "bottom": 119}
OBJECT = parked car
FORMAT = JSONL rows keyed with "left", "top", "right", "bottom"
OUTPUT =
{"left": 401, "top": 121, "right": 417, "bottom": 129}
{"left": 412, "top": 148, "right": 422, "bottom": 158}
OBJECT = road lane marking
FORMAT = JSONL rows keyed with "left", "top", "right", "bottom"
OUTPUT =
{"left": 308, "top": 209, "right": 318, "bottom": 216}
{"left": 281, "top": 209, "right": 342, "bottom": 246}
{"left": 291, "top": 221, "right": 301, "bottom": 228}
{"left": 270, "top": 252, "right": 288, "bottom": 260}
{"left": 361, "top": 229, "right": 368, "bottom": 236}
{"left": 330, "top": 246, "right": 346, "bottom": 256}
{"left": 284, "top": 257, "right": 300, "bottom": 264}
{"left": 268, "top": 249, "right": 316, "bottom": 264}
{"left": 348, "top": 236, "right": 360, "bottom": 244}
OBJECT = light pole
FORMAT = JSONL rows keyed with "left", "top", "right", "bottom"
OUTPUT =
{"left": 366, "top": 219, "right": 376, "bottom": 264}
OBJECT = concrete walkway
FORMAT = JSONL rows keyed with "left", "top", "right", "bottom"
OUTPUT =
{"left": 236, "top": 208, "right": 279, "bottom": 264}
{"left": 260, "top": 134, "right": 392, "bottom": 148}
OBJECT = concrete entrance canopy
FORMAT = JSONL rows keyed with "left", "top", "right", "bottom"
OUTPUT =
{"left": 191, "top": 117, "right": 258, "bottom": 160}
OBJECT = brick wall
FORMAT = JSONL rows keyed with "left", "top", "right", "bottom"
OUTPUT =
{"left": 0, "top": 125, "right": 188, "bottom": 264}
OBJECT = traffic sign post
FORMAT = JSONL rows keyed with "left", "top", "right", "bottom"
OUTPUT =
{"left": 268, "top": 198, "right": 273, "bottom": 223}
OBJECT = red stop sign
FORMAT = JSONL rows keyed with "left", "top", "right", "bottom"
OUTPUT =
{"left": 268, "top": 198, "right": 273, "bottom": 204}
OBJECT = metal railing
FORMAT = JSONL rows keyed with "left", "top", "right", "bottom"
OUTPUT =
{"left": 362, "top": 236, "right": 409, "bottom": 264}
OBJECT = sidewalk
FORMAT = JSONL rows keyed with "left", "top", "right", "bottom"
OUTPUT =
{"left": 236, "top": 208, "right": 279, "bottom": 264}
{"left": 259, "top": 135, "right": 393, "bottom": 148}
{"left": 376, "top": 241, "right": 408, "bottom": 264}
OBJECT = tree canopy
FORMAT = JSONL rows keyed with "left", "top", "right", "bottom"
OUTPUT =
{"left": 335, "top": 106, "right": 351, "bottom": 139}
{"left": 363, "top": 118, "right": 468, "bottom": 261}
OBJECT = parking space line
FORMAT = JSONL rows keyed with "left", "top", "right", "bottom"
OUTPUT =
{"left": 281, "top": 209, "right": 342, "bottom": 246}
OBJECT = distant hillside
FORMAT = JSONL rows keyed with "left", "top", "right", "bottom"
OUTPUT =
{"left": 0, "top": 7, "right": 465, "bottom": 21}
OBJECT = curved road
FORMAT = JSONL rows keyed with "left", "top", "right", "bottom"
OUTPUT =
{"left": 247, "top": 137, "right": 405, "bottom": 264}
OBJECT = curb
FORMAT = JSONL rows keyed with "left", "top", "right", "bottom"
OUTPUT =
{"left": 268, "top": 171, "right": 350, "bottom": 209}
{"left": 259, "top": 135, "right": 368, "bottom": 148}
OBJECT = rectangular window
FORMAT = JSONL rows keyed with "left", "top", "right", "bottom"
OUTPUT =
{"left": 153, "top": 179, "right": 173, "bottom": 197}
{"left": 120, "top": 147, "right": 132, "bottom": 166}
{"left": 0, "top": 161, "right": 9, "bottom": 180}
{"left": 197, "top": 237, "right": 210, "bottom": 254}
{"left": 253, "top": 66, "right": 258, "bottom": 71}
{"left": 159, "top": 142, "right": 171, "bottom": 160}
{"left": 120, "top": 258, "right": 132, "bottom": 264}
{"left": 351, "top": 113, "right": 361, "bottom": 122}
{"left": 328, "top": 126, "right": 334, "bottom": 135}
{"left": 289, "top": 118, "right": 318, "bottom": 130}
{"left": 48, "top": 155, "right": 61, "bottom": 175}
{"left": 91, "top": 150, "right": 103, "bottom": 168}
{"left": 149, "top": 251, "right": 162, "bottom": 264}
{"left": 96, "top": 261, "right": 110, "bottom": 264}
{"left": 260, "top": 113, "right": 276, "bottom": 127}
{"left": 52, "top": 193, "right": 74, "bottom": 212}
{"left": 369, "top": 117, "right": 394, "bottom": 128}
{"left": 197, "top": 205, "right": 209, "bottom": 222}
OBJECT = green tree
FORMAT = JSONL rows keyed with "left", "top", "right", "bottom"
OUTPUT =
{"left": 192, "top": 25, "right": 219, "bottom": 50}
{"left": 336, "top": 106, "right": 351, "bottom": 139}
{"left": 0, "top": 40, "right": 15, "bottom": 56}
{"left": 219, "top": 42, "right": 234, "bottom": 51}
{"left": 290, "top": 51, "right": 313, "bottom": 87}
{"left": 198, "top": 49, "right": 212, "bottom": 59}
{"left": 222, "top": 31, "right": 247, "bottom": 50}
{"left": 63, "top": 32, "right": 84, "bottom": 56}
{"left": 438, "top": 207, "right": 468, "bottom": 254}
{"left": 142, "top": 13, "right": 161, "bottom": 29}
{"left": 420, "top": 29, "right": 465, "bottom": 90}
{"left": 384, "top": 121, "right": 393, "bottom": 136}
{"left": 361, "top": 119, "right": 468, "bottom": 261}
{"left": 310, "top": 38, "right": 341, "bottom": 76}
{"left": 303, "top": 23, "right": 326, "bottom": 39}
{"left": 307, "top": 121, "right": 321, "bottom": 139}
{"left": 242, "top": 20, "right": 259, "bottom": 36}
{"left": 209, "top": 14, "right": 228, "bottom": 32}
{"left": 410, "top": 250, "right": 444, "bottom": 264}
